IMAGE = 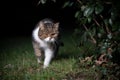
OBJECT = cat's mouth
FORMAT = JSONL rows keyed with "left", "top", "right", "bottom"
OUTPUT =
{"left": 44, "top": 37, "right": 55, "bottom": 42}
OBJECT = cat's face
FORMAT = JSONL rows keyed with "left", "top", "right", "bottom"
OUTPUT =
{"left": 38, "top": 22, "right": 59, "bottom": 42}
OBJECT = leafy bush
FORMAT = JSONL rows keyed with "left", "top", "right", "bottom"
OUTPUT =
{"left": 62, "top": 0, "right": 120, "bottom": 79}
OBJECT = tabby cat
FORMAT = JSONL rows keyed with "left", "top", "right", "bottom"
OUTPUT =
{"left": 32, "top": 18, "right": 61, "bottom": 68}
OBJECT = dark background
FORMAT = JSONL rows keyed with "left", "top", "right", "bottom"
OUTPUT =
{"left": 1, "top": 0, "right": 77, "bottom": 37}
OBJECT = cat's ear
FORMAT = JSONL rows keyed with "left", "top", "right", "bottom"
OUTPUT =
{"left": 39, "top": 22, "right": 44, "bottom": 30}
{"left": 54, "top": 22, "right": 59, "bottom": 29}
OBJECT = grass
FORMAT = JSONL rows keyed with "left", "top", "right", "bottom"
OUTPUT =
{"left": 0, "top": 34, "right": 96, "bottom": 80}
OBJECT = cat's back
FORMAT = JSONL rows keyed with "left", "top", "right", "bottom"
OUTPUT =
{"left": 41, "top": 18, "right": 54, "bottom": 23}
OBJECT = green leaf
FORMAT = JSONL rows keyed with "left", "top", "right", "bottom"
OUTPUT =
{"left": 83, "top": 5, "right": 94, "bottom": 17}
{"left": 80, "top": 18, "right": 88, "bottom": 24}
{"left": 107, "top": 33, "right": 112, "bottom": 39}
{"left": 104, "top": 19, "right": 108, "bottom": 26}
{"left": 69, "top": 2, "right": 74, "bottom": 7}
{"left": 87, "top": 17, "right": 92, "bottom": 23}
{"left": 40, "top": 0, "right": 47, "bottom": 4}
{"left": 81, "top": 5, "right": 86, "bottom": 11}
{"left": 51, "top": 0, "right": 56, "bottom": 3}
{"left": 109, "top": 18, "right": 112, "bottom": 26}
{"left": 75, "top": 12, "right": 79, "bottom": 18}
{"left": 95, "top": 4, "right": 103, "bottom": 14}
{"left": 62, "top": 1, "right": 70, "bottom": 8}
{"left": 75, "top": 11, "right": 80, "bottom": 18}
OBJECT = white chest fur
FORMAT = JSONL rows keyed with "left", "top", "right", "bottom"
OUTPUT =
{"left": 32, "top": 27, "right": 48, "bottom": 48}
{"left": 32, "top": 26, "right": 55, "bottom": 68}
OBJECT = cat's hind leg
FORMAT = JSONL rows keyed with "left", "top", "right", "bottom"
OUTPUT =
{"left": 32, "top": 41, "right": 42, "bottom": 64}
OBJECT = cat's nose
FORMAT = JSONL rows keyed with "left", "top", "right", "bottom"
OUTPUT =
{"left": 49, "top": 37, "right": 52, "bottom": 40}
{"left": 48, "top": 37, "right": 52, "bottom": 41}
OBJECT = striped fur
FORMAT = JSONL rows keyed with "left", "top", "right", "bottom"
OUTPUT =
{"left": 32, "top": 18, "right": 60, "bottom": 68}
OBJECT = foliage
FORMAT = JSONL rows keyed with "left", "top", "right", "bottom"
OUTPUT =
{"left": 37, "top": 0, "right": 56, "bottom": 5}
{"left": 62, "top": 0, "right": 120, "bottom": 80}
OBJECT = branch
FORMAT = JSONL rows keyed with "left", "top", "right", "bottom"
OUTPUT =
{"left": 93, "top": 18, "right": 101, "bottom": 27}
{"left": 83, "top": 24, "right": 96, "bottom": 44}
{"left": 99, "top": 15, "right": 111, "bottom": 34}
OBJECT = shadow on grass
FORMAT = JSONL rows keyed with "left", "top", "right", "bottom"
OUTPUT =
{"left": 56, "top": 52, "right": 80, "bottom": 60}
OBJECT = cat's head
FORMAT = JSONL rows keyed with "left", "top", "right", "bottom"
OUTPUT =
{"left": 38, "top": 20, "right": 59, "bottom": 42}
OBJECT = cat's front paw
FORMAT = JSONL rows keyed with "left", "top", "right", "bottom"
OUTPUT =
{"left": 43, "top": 65, "right": 48, "bottom": 69}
